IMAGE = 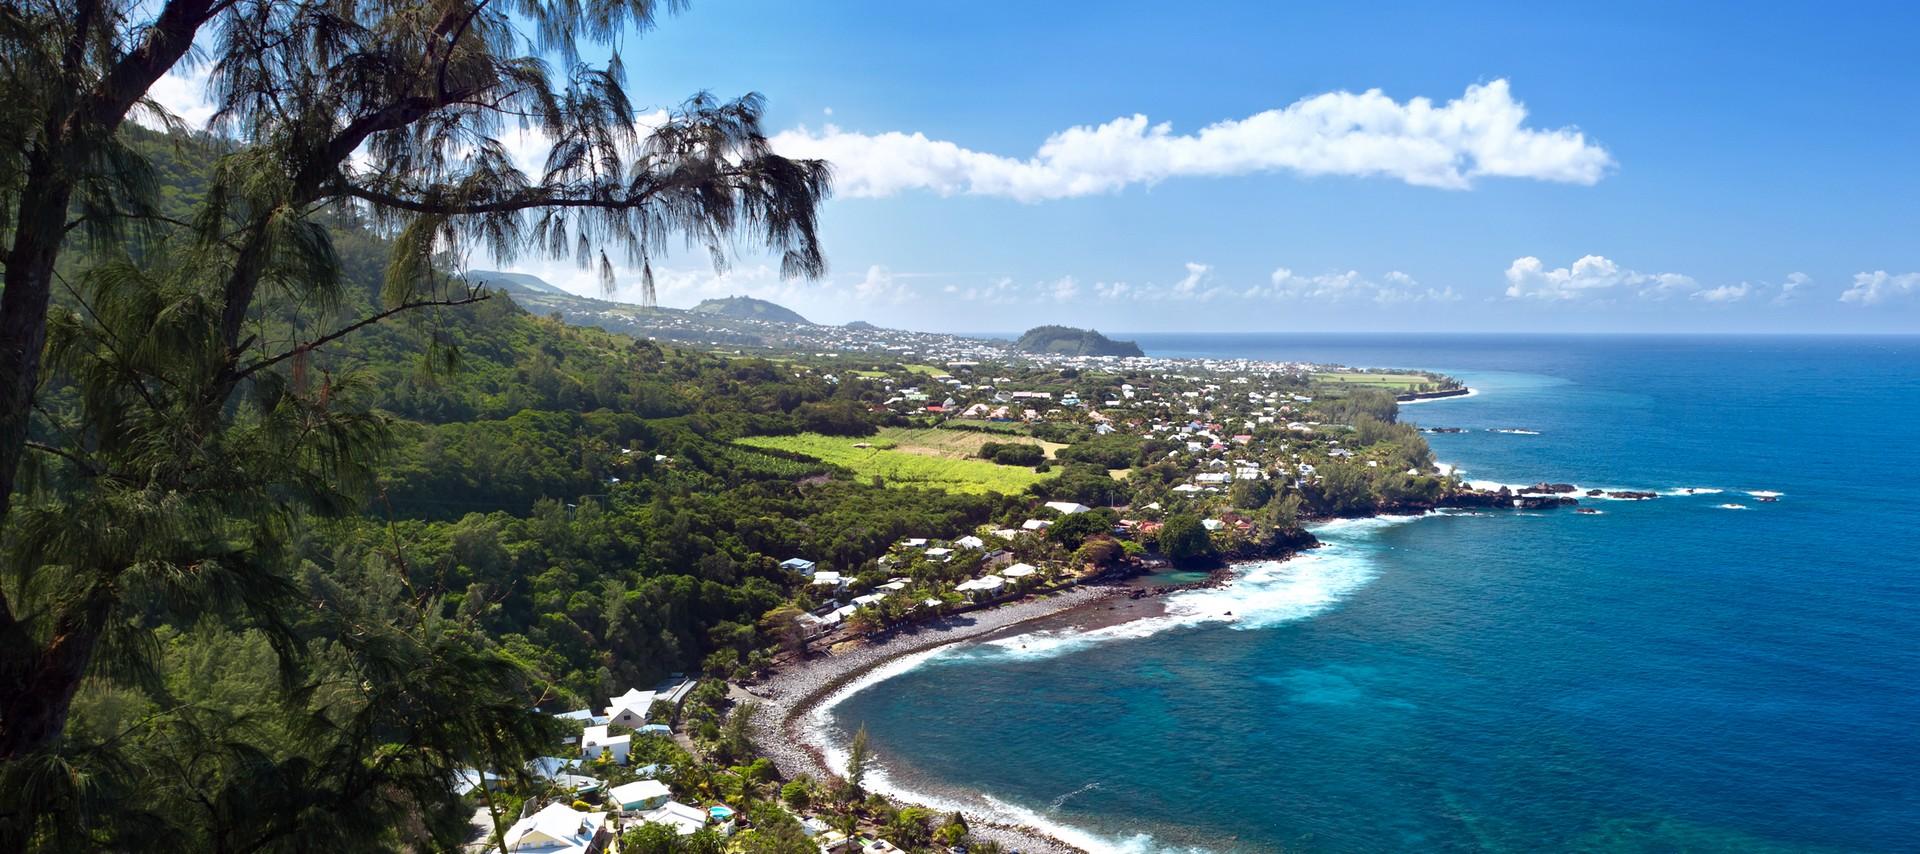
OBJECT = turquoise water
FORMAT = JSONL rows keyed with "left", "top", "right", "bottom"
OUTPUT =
{"left": 826, "top": 335, "right": 1920, "bottom": 852}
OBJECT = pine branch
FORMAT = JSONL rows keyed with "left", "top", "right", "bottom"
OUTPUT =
{"left": 228, "top": 291, "right": 490, "bottom": 385}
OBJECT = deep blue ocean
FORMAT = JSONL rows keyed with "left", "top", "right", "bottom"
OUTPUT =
{"left": 826, "top": 335, "right": 1920, "bottom": 853}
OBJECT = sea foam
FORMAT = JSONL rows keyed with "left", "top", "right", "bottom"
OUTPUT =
{"left": 808, "top": 674, "right": 1206, "bottom": 854}
{"left": 965, "top": 514, "right": 1427, "bottom": 664}
{"left": 802, "top": 515, "right": 1430, "bottom": 853}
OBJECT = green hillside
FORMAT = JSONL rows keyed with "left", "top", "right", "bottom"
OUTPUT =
{"left": 690, "top": 294, "right": 811, "bottom": 324}
{"left": 1013, "top": 325, "right": 1146, "bottom": 357}
{"left": 462, "top": 268, "right": 573, "bottom": 295}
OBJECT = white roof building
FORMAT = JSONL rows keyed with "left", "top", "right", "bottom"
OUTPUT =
{"left": 955, "top": 576, "right": 1007, "bottom": 597}
{"left": 636, "top": 801, "right": 708, "bottom": 836}
{"left": 580, "top": 725, "right": 630, "bottom": 765}
{"left": 503, "top": 801, "right": 610, "bottom": 854}
{"left": 1044, "top": 501, "right": 1092, "bottom": 515}
{"left": 605, "top": 688, "right": 656, "bottom": 727}
{"left": 610, "top": 779, "right": 673, "bottom": 811}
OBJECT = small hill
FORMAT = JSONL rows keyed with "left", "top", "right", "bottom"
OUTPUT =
{"left": 690, "top": 295, "right": 810, "bottom": 325}
{"left": 1013, "top": 325, "right": 1144, "bottom": 357}
{"left": 844, "top": 320, "right": 879, "bottom": 331}
{"left": 463, "top": 269, "right": 572, "bottom": 295}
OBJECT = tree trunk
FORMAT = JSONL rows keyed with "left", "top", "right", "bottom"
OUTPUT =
{"left": 0, "top": 151, "right": 73, "bottom": 527}
{"left": 0, "top": 589, "right": 110, "bottom": 760}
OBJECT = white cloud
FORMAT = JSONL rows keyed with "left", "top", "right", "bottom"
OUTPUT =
{"left": 852, "top": 264, "right": 904, "bottom": 302}
{"left": 1691, "top": 283, "right": 1752, "bottom": 303}
{"left": 1839, "top": 271, "right": 1920, "bottom": 305}
{"left": 137, "top": 65, "right": 216, "bottom": 130}
{"left": 1048, "top": 275, "right": 1081, "bottom": 302}
{"left": 1265, "top": 267, "right": 1459, "bottom": 304}
{"left": 1506, "top": 256, "right": 1832, "bottom": 306}
{"left": 1172, "top": 262, "right": 1216, "bottom": 300}
{"left": 1504, "top": 255, "right": 1711, "bottom": 301}
{"left": 1772, "top": 272, "right": 1811, "bottom": 305}
{"left": 772, "top": 79, "right": 1611, "bottom": 201}
{"left": 1506, "top": 255, "right": 1635, "bottom": 300}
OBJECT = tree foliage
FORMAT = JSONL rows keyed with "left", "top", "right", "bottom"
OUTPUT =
{"left": 0, "top": 1, "right": 832, "bottom": 849}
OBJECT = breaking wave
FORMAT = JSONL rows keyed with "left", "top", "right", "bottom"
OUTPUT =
{"left": 958, "top": 515, "right": 1429, "bottom": 664}
{"left": 801, "top": 515, "right": 1431, "bottom": 854}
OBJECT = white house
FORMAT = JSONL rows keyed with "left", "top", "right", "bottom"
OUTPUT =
{"left": 811, "top": 571, "right": 847, "bottom": 591}
{"left": 779, "top": 558, "right": 817, "bottom": 575}
{"left": 954, "top": 535, "right": 986, "bottom": 550}
{"left": 502, "top": 801, "right": 611, "bottom": 854}
{"left": 1044, "top": 501, "right": 1091, "bottom": 515}
{"left": 451, "top": 768, "right": 501, "bottom": 797}
{"left": 527, "top": 757, "right": 602, "bottom": 794}
{"left": 1020, "top": 518, "right": 1052, "bottom": 531}
{"left": 579, "top": 725, "right": 630, "bottom": 765}
{"left": 635, "top": 801, "right": 708, "bottom": 836}
{"left": 604, "top": 688, "right": 656, "bottom": 728}
{"left": 1001, "top": 563, "right": 1037, "bottom": 581}
{"left": 610, "top": 779, "right": 673, "bottom": 811}
{"left": 955, "top": 575, "right": 1007, "bottom": 602}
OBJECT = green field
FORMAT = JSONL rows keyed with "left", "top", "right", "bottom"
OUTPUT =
{"left": 737, "top": 430, "right": 1056, "bottom": 494}
{"left": 874, "top": 426, "right": 1064, "bottom": 460}
{"left": 940, "top": 418, "right": 1033, "bottom": 434}
{"left": 1309, "top": 371, "right": 1436, "bottom": 391}
{"left": 901, "top": 363, "right": 947, "bottom": 376}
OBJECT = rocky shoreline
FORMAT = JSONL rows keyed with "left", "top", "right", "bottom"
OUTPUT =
{"left": 739, "top": 587, "right": 1118, "bottom": 854}
{"left": 733, "top": 490, "right": 1577, "bottom": 852}
{"left": 1397, "top": 386, "right": 1474, "bottom": 402}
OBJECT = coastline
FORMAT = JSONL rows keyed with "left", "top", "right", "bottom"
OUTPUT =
{"left": 1397, "top": 385, "right": 1476, "bottom": 403}
{"left": 736, "top": 526, "right": 1389, "bottom": 854}
{"left": 741, "top": 586, "right": 1124, "bottom": 854}
{"left": 735, "top": 386, "right": 1492, "bottom": 851}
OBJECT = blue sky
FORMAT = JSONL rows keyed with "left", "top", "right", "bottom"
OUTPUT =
{"left": 166, "top": 1, "right": 1920, "bottom": 332}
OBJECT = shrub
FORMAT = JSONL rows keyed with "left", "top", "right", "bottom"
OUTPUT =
{"left": 1159, "top": 513, "right": 1218, "bottom": 566}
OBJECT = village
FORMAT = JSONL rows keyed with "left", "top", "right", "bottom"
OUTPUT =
{"left": 481, "top": 351, "right": 1480, "bottom": 854}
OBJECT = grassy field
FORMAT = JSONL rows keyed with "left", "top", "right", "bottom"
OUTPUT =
{"left": 736, "top": 430, "right": 1056, "bottom": 494}
{"left": 901, "top": 363, "right": 947, "bottom": 376}
{"left": 940, "top": 418, "right": 1034, "bottom": 434}
{"left": 1309, "top": 371, "right": 1437, "bottom": 391}
{"left": 873, "top": 426, "right": 1066, "bottom": 460}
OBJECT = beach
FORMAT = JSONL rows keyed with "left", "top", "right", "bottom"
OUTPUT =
{"left": 741, "top": 586, "right": 1141, "bottom": 853}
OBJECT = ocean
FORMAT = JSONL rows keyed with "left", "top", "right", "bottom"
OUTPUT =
{"left": 824, "top": 334, "right": 1920, "bottom": 853}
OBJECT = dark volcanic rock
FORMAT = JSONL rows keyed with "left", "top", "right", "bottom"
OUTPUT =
{"left": 1606, "top": 490, "right": 1659, "bottom": 500}
{"left": 1440, "top": 490, "right": 1577, "bottom": 511}
{"left": 1525, "top": 482, "right": 1578, "bottom": 494}
{"left": 1514, "top": 495, "right": 1578, "bottom": 510}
